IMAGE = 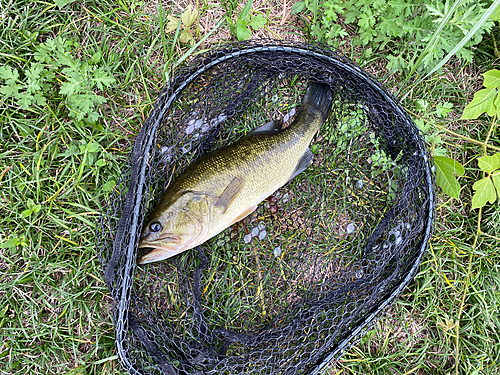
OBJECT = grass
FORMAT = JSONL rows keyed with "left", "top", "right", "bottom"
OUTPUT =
{"left": 0, "top": 0, "right": 499, "bottom": 374}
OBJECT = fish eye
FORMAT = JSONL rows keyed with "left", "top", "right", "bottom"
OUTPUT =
{"left": 149, "top": 221, "right": 162, "bottom": 232}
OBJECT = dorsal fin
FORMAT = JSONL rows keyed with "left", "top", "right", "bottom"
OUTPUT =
{"left": 246, "top": 120, "right": 282, "bottom": 136}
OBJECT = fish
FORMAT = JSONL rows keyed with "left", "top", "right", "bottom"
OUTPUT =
{"left": 137, "top": 81, "right": 333, "bottom": 264}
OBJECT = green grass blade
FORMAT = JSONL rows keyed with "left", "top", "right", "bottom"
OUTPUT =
{"left": 158, "top": 0, "right": 169, "bottom": 74}
{"left": 239, "top": 0, "right": 252, "bottom": 21}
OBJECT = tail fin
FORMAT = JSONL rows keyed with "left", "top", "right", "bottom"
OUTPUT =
{"left": 300, "top": 81, "right": 333, "bottom": 121}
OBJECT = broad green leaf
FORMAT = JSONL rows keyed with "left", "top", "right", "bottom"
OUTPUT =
{"left": 91, "top": 51, "right": 102, "bottom": 63}
{"left": 492, "top": 172, "right": 500, "bottom": 197}
{"left": 87, "top": 153, "right": 95, "bottom": 166}
{"left": 93, "top": 68, "right": 115, "bottom": 90}
{"left": 103, "top": 179, "right": 116, "bottom": 192}
{"left": 471, "top": 177, "right": 497, "bottom": 209}
{"left": 87, "top": 141, "right": 100, "bottom": 153}
{"left": 495, "top": 93, "right": 500, "bottom": 118}
{"left": 55, "top": 0, "right": 77, "bottom": 9}
{"left": 482, "top": 69, "right": 500, "bottom": 88}
{"left": 291, "top": 1, "right": 305, "bottom": 14}
{"left": 95, "top": 158, "right": 106, "bottom": 167}
{"left": 166, "top": 16, "right": 180, "bottom": 33}
{"left": 478, "top": 153, "right": 500, "bottom": 174}
{"left": 248, "top": 13, "right": 267, "bottom": 30}
{"left": 0, "top": 84, "right": 19, "bottom": 97}
{"left": 0, "top": 66, "right": 19, "bottom": 83}
{"left": 491, "top": 4, "right": 500, "bottom": 21}
{"left": 27, "top": 198, "right": 35, "bottom": 208}
{"left": 1, "top": 238, "right": 19, "bottom": 249}
{"left": 434, "top": 156, "right": 464, "bottom": 199}
{"left": 181, "top": 4, "right": 198, "bottom": 28}
{"left": 239, "top": 0, "right": 253, "bottom": 21}
{"left": 434, "top": 101, "right": 453, "bottom": 117}
{"left": 434, "top": 156, "right": 465, "bottom": 175}
{"left": 236, "top": 19, "right": 251, "bottom": 41}
{"left": 179, "top": 30, "right": 194, "bottom": 45}
{"left": 79, "top": 143, "right": 87, "bottom": 154}
{"left": 461, "top": 88, "right": 497, "bottom": 119}
{"left": 21, "top": 209, "right": 33, "bottom": 218}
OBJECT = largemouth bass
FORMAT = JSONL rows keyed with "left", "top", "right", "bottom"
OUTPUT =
{"left": 137, "top": 82, "right": 333, "bottom": 264}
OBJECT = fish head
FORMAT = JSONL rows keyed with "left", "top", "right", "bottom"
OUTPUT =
{"left": 137, "top": 191, "right": 212, "bottom": 264}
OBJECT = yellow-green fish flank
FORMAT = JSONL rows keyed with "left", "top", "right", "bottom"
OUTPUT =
{"left": 137, "top": 82, "right": 333, "bottom": 264}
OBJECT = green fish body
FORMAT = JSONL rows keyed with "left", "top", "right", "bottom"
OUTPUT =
{"left": 137, "top": 82, "right": 333, "bottom": 264}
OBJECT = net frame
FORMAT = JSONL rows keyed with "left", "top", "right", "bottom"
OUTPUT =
{"left": 96, "top": 40, "right": 435, "bottom": 375}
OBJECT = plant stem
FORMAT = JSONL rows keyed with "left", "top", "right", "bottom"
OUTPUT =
{"left": 480, "top": 231, "right": 500, "bottom": 241}
{"left": 434, "top": 124, "right": 500, "bottom": 152}
{"left": 454, "top": 113, "right": 495, "bottom": 373}
{"left": 483, "top": 114, "right": 497, "bottom": 147}
{"left": 492, "top": 27, "right": 500, "bottom": 58}
{"left": 158, "top": 0, "right": 169, "bottom": 78}
{"left": 196, "top": 0, "right": 202, "bottom": 47}
{"left": 454, "top": 207, "right": 481, "bottom": 375}
{"left": 264, "top": 26, "right": 282, "bottom": 39}
{"left": 406, "top": 109, "right": 500, "bottom": 152}
{"left": 252, "top": 246, "right": 267, "bottom": 317}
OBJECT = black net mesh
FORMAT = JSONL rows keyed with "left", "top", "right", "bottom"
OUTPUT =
{"left": 96, "top": 41, "right": 435, "bottom": 375}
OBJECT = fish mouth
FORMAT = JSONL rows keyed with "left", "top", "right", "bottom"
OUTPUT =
{"left": 137, "top": 234, "right": 183, "bottom": 264}
{"left": 137, "top": 243, "right": 187, "bottom": 264}
{"left": 137, "top": 218, "right": 208, "bottom": 265}
{"left": 137, "top": 230, "right": 209, "bottom": 265}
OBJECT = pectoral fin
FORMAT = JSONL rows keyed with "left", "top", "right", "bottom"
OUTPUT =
{"left": 289, "top": 148, "right": 314, "bottom": 182}
{"left": 216, "top": 176, "right": 245, "bottom": 213}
